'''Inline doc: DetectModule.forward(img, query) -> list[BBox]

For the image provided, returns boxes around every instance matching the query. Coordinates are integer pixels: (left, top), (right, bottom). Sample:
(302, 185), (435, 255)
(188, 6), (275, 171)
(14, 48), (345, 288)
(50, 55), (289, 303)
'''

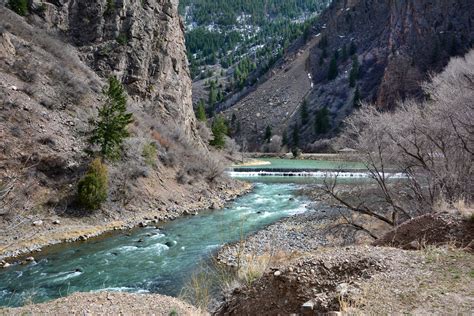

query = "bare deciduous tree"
(327, 51), (474, 238)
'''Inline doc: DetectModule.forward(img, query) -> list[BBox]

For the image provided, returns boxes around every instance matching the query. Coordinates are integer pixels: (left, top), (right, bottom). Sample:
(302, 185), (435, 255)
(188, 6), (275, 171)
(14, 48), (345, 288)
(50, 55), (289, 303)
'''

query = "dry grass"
(356, 246), (474, 314)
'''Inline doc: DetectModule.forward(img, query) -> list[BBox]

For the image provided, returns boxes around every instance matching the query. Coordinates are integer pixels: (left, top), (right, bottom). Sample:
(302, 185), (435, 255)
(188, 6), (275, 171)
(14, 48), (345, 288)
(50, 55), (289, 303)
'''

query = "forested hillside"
(179, 0), (330, 112)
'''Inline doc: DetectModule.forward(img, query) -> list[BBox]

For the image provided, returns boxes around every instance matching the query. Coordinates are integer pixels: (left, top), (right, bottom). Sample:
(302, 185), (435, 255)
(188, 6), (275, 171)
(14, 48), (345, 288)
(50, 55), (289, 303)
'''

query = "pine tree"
(349, 41), (357, 55)
(315, 107), (330, 134)
(353, 86), (361, 108)
(341, 44), (348, 61)
(301, 99), (309, 125)
(89, 77), (133, 160)
(265, 125), (272, 143)
(210, 115), (228, 149)
(292, 124), (300, 147)
(282, 130), (288, 146)
(349, 55), (359, 88)
(8, 0), (28, 16)
(327, 56), (338, 81)
(196, 100), (207, 122)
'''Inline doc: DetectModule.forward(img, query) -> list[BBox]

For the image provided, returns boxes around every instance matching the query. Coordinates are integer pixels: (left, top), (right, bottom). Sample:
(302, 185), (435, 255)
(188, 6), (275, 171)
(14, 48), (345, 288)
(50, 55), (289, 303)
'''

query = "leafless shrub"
(203, 154), (225, 183)
(159, 150), (177, 167)
(307, 139), (336, 153)
(224, 137), (241, 156)
(330, 50), (474, 238)
(266, 135), (283, 153)
(197, 121), (212, 143)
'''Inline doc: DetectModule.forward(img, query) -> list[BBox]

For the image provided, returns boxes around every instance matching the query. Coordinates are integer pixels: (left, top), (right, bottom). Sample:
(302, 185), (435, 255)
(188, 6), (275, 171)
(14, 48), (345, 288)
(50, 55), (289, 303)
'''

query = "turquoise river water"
(0, 159), (368, 307)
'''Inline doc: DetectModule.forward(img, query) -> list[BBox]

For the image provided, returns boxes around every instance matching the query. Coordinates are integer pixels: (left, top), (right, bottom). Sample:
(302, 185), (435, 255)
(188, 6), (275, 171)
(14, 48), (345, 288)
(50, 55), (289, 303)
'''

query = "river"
(0, 159), (366, 307)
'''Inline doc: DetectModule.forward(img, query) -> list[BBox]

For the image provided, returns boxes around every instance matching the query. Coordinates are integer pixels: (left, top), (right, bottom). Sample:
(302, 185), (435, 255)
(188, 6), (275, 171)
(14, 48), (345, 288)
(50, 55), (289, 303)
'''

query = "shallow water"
(0, 181), (311, 307)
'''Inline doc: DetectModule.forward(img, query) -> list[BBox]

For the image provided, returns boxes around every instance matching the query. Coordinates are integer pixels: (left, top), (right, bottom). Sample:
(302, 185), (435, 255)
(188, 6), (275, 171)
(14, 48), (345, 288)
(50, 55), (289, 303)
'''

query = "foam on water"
(228, 170), (407, 178)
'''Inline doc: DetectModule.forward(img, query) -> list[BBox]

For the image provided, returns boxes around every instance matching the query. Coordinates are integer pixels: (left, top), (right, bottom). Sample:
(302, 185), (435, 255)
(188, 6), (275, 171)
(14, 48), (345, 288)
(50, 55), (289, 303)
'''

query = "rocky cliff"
(0, 1), (240, 256)
(29, 0), (197, 139)
(223, 0), (474, 151)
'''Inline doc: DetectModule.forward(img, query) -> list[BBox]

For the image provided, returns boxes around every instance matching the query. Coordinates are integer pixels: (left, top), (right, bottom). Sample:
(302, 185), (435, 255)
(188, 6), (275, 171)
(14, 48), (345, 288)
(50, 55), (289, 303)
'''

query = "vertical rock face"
(35, 0), (197, 139)
(307, 0), (474, 112)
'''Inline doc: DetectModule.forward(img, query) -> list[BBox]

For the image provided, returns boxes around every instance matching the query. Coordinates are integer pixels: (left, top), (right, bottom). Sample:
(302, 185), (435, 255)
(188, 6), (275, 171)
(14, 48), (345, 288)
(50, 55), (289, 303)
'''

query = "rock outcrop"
(28, 0), (197, 140)
(223, 0), (474, 150)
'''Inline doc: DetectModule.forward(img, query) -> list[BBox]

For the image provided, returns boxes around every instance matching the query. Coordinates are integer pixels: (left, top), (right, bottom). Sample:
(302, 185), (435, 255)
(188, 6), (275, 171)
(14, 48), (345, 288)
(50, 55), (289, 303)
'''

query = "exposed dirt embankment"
(0, 292), (203, 315)
(217, 245), (474, 315)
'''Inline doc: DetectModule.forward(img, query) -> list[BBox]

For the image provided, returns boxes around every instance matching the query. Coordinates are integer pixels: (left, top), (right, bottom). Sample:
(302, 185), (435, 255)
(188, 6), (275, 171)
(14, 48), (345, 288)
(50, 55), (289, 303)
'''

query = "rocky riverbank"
(217, 202), (350, 266)
(0, 292), (203, 315)
(0, 179), (252, 264)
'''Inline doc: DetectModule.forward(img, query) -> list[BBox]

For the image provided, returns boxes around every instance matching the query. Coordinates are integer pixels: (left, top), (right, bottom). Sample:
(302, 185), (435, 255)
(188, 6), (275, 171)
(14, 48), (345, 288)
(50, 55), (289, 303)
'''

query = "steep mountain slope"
(223, 0), (474, 150)
(180, 0), (330, 108)
(0, 1), (243, 258)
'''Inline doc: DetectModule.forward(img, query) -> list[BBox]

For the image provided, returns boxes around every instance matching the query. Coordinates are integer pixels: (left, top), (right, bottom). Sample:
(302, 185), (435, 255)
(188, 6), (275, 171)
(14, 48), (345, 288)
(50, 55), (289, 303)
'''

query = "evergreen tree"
(292, 124), (300, 147)
(282, 130), (288, 146)
(208, 81), (218, 108)
(315, 107), (330, 134)
(349, 41), (357, 55)
(327, 56), (338, 80)
(300, 99), (309, 125)
(265, 125), (272, 143)
(8, 0), (28, 16)
(341, 44), (348, 61)
(210, 115), (228, 149)
(349, 55), (359, 88)
(89, 77), (133, 160)
(353, 86), (361, 108)
(196, 100), (207, 122)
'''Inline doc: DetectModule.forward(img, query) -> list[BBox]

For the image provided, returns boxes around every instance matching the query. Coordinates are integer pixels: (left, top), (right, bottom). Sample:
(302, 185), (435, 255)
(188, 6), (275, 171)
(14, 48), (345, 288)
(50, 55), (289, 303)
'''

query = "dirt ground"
(0, 292), (204, 315)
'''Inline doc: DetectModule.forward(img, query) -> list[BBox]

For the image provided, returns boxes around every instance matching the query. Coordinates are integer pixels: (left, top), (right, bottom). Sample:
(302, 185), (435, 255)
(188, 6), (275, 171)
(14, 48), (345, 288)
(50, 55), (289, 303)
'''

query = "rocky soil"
(217, 245), (474, 315)
(223, 36), (319, 150)
(0, 292), (203, 315)
(217, 203), (349, 266)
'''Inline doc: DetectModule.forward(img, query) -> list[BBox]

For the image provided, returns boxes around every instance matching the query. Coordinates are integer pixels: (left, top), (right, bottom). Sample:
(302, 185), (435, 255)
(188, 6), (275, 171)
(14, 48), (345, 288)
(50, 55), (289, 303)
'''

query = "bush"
(77, 159), (108, 210)
(8, 0), (28, 16)
(142, 143), (157, 167)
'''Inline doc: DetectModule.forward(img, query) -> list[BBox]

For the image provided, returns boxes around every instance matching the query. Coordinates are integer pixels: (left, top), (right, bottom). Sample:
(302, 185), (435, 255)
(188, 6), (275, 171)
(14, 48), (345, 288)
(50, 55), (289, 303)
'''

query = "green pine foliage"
(8, 0), (28, 16)
(210, 115), (228, 149)
(349, 41), (357, 55)
(77, 158), (108, 210)
(292, 124), (300, 147)
(89, 77), (133, 160)
(349, 55), (359, 88)
(182, 0), (330, 91)
(314, 107), (330, 134)
(300, 99), (309, 125)
(265, 125), (272, 143)
(282, 130), (288, 146)
(196, 100), (207, 122)
(353, 86), (361, 108)
(327, 55), (338, 80)
(142, 143), (158, 167)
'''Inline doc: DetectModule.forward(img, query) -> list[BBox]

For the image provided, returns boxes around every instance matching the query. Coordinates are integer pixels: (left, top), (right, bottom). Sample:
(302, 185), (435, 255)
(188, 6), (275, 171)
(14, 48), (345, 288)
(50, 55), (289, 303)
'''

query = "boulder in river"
(165, 241), (177, 247)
